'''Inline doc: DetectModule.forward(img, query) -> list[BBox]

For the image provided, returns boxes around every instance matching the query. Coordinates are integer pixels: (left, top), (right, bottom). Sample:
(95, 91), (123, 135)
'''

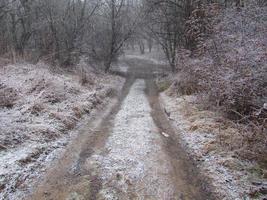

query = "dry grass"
(170, 1), (267, 167)
(62, 117), (77, 131)
(175, 1), (267, 123)
(0, 57), (11, 67)
(0, 83), (18, 108)
(79, 72), (94, 86)
(72, 106), (84, 119)
(157, 80), (172, 93)
(175, 94), (267, 170)
(29, 103), (45, 115)
(77, 60), (95, 86)
(18, 148), (44, 166)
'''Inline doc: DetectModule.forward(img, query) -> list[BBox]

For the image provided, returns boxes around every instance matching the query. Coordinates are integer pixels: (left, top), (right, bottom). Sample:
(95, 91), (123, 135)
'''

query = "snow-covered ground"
(123, 49), (168, 65)
(89, 79), (177, 199)
(160, 93), (267, 200)
(0, 61), (124, 199)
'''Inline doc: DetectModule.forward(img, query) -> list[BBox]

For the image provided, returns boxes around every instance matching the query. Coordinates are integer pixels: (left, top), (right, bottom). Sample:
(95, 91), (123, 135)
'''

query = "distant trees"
(0, 0), (99, 65)
(142, 0), (192, 71)
(173, 0), (267, 126)
(101, 0), (137, 72)
(1, 0), (265, 73)
(0, 0), (143, 71)
(142, 0), (258, 71)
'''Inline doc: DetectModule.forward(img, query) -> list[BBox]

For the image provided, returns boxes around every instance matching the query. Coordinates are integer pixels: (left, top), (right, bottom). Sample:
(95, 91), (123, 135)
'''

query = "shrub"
(176, 1), (267, 124)
(173, 1), (267, 163)
(0, 83), (18, 108)
(29, 103), (45, 115)
(77, 59), (95, 86)
(157, 80), (172, 93)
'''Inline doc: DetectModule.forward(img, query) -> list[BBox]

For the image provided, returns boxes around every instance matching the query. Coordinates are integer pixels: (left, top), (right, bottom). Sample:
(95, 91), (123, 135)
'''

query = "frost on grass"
(0, 62), (123, 199)
(160, 93), (267, 200)
(161, 2), (267, 199)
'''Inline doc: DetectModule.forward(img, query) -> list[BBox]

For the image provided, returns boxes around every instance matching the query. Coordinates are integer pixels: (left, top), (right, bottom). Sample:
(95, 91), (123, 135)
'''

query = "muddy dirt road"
(29, 57), (213, 200)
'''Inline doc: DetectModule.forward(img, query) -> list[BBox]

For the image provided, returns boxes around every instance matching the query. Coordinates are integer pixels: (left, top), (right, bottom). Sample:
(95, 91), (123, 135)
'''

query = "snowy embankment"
(160, 93), (267, 200)
(0, 62), (124, 199)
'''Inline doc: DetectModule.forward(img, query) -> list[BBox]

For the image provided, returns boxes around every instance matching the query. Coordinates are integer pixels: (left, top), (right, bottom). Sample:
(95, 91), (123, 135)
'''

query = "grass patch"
(157, 80), (172, 92)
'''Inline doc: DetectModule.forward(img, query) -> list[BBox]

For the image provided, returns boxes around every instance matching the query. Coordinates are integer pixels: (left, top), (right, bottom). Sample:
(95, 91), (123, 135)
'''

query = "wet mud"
(29, 58), (214, 200)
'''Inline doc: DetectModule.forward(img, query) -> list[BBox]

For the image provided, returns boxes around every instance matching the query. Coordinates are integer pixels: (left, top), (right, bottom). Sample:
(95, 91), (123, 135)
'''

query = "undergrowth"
(172, 1), (267, 164)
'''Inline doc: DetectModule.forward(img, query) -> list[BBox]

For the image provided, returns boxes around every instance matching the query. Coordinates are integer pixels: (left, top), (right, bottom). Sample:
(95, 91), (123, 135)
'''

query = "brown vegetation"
(0, 0), (143, 71)
(0, 83), (18, 108)
(169, 1), (266, 164)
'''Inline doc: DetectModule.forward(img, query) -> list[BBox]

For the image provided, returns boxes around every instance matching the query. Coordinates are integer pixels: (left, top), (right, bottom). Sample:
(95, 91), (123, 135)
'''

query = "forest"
(0, 0), (266, 199)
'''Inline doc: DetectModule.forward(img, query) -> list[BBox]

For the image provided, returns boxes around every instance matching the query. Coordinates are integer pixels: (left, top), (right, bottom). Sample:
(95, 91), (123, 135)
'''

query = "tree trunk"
(147, 38), (153, 52)
(139, 41), (145, 54)
(105, 58), (112, 73)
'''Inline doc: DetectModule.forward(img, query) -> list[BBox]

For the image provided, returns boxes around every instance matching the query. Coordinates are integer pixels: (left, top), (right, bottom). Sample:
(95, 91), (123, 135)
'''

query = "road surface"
(29, 57), (213, 200)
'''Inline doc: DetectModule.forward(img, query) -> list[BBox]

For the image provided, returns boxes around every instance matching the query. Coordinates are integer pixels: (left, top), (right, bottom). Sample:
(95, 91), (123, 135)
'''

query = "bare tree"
(143, 0), (191, 71)
(0, 0), (154, 70)
(103, 0), (140, 72)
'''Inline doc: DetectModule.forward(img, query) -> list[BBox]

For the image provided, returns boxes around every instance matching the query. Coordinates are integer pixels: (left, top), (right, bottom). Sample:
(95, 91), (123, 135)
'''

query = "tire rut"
(29, 77), (135, 200)
(29, 57), (214, 200)
(145, 78), (214, 200)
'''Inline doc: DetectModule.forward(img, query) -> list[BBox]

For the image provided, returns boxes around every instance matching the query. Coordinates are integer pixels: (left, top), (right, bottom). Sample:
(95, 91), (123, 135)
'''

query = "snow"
(123, 49), (168, 65)
(160, 93), (257, 200)
(125, 54), (167, 65)
(111, 61), (129, 73)
(88, 79), (176, 199)
(0, 62), (124, 199)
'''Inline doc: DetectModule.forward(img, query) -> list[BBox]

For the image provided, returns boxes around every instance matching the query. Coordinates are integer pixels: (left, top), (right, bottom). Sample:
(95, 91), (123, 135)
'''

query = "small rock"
(66, 192), (85, 200)
(161, 132), (169, 138)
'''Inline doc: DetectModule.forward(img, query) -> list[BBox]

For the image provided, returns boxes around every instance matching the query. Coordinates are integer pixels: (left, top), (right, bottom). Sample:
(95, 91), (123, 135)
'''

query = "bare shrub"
(28, 78), (48, 94)
(175, 49), (211, 96)
(174, 72), (203, 96)
(0, 83), (18, 108)
(177, 1), (267, 123)
(49, 112), (63, 121)
(72, 106), (83, 119)
(18, 148), (44, 165)
(43, 91), (66, 104)
(77, 61), (95, 86)
(29, 103), (45, 115)
(102, 88), (117, 98)
(174, 1), (267, 163)
(203, 2), (267, 123)
(79, 72), (95, 86)
(0, 57), (11, 67)
(206, 66), (267, 121)
(62, 117), (77, 131)
(50, 112), (77, 132)
(184, 3), (219, 53)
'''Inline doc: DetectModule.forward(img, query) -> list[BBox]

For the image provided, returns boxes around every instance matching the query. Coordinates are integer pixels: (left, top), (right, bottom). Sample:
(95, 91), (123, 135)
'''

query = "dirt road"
(29, 57), (213, 200)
